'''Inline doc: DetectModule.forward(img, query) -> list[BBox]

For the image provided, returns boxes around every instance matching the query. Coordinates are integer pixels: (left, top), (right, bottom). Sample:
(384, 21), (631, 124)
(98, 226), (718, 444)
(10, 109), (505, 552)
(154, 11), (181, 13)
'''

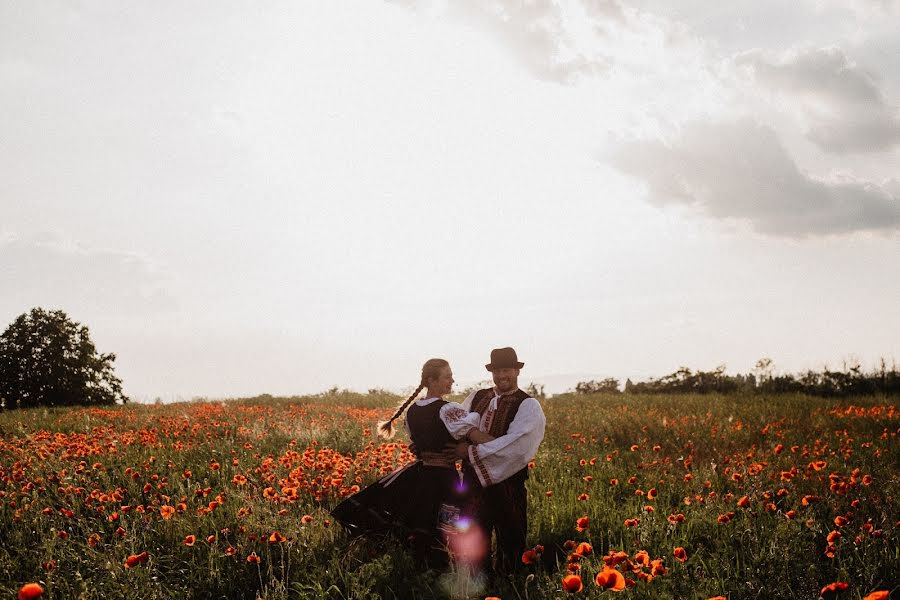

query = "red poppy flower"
(574, 542), (593, 556)
(820, 582), (849, 598)
(246, 552), (261, 564)
(183, 535), (196, 546)
(301, 515), (314, 524)
(673, 547), (687, 562)
(124, 551), (149, 568)
(18, 583), (44, 600)
(862, 592), (888, 600)
(575, 516), (589, 532)
(268, 531), (286, 543)
(522, 549), (539, 565)
(562, 574), (583, 593)
(159, 505), (175, 520)
(594, 568), (625, 591)
(736, 496), (750, 508)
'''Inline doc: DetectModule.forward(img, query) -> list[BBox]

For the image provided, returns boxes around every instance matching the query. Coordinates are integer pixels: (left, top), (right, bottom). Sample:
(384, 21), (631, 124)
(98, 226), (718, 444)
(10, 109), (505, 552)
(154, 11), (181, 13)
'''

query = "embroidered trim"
(483, 407), (496, 434)
(470, 444), (493, 487)
(442, 406), (468, 423)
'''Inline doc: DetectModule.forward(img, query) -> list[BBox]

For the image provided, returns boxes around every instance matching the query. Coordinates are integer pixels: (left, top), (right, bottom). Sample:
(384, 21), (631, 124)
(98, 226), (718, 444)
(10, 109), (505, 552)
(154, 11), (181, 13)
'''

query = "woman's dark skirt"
(331, 461), (463, 567)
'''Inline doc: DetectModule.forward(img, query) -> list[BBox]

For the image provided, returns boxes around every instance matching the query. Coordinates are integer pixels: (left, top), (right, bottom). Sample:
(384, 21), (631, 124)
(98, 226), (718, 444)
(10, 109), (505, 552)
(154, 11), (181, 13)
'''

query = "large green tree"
(0, 308), (128, 409)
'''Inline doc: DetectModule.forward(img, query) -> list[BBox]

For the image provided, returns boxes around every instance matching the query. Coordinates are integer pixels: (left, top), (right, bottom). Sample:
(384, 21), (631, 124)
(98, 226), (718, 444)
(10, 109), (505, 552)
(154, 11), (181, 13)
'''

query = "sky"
(1, 0), (898, 400)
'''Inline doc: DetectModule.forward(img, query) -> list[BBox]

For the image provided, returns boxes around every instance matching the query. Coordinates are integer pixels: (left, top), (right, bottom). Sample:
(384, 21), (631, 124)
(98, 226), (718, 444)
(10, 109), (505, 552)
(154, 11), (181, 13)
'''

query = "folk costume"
(461, 348), (546, 572)
(331, 397), (480, 566)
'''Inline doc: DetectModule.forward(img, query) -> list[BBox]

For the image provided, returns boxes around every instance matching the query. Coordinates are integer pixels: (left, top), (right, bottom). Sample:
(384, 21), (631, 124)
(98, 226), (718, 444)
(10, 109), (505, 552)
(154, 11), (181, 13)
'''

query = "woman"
(331, 358), (494, 567)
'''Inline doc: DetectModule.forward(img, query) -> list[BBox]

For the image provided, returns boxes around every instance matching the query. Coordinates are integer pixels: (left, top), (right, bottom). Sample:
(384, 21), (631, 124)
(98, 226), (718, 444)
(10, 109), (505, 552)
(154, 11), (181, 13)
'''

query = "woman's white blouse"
(403, 397), (481, 440)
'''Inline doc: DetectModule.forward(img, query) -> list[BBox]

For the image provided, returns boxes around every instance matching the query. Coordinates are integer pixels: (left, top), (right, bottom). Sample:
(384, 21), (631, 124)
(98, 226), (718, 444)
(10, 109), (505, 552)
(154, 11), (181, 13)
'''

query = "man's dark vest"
(469, 388), (531, 483)
(406, 400), (454, 455)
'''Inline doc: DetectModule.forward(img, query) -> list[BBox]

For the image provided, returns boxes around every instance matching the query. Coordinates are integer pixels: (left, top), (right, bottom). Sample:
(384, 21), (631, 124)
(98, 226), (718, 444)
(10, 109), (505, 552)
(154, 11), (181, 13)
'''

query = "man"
(454, 347), (546, 572)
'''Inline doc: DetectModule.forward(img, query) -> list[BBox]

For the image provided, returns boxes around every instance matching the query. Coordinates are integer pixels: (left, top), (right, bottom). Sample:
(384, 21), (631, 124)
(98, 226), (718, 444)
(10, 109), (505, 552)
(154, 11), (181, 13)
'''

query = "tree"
(573, 378), (620, 394)
(524, 382), (546, 400)
(0, 308), (128, 409)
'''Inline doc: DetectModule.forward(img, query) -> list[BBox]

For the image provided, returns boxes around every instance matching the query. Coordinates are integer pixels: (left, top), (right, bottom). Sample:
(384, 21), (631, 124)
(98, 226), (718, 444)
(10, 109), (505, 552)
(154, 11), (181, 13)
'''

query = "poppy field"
(1, 391), (897, 599)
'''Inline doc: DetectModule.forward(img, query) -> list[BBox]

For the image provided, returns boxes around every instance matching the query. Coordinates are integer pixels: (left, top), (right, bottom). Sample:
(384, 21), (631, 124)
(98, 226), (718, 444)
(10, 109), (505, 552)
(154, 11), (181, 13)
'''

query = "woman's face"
(428, 365), (454, 397)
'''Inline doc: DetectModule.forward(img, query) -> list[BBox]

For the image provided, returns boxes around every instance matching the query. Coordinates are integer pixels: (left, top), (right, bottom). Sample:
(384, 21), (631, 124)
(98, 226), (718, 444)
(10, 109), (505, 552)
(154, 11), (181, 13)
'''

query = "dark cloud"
(0, 233), (177, 319)
(610, 118), (900, 237)
(735, 46), (900, 153)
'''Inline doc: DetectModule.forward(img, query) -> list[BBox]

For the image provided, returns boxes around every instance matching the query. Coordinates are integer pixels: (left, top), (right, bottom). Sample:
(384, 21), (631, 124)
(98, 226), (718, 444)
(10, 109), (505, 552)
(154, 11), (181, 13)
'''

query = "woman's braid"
(377, 358), (449, 439)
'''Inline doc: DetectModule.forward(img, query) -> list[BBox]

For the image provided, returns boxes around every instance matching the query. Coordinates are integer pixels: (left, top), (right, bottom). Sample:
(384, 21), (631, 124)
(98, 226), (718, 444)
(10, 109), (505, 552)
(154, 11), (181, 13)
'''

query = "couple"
(331, 347), (546, 575)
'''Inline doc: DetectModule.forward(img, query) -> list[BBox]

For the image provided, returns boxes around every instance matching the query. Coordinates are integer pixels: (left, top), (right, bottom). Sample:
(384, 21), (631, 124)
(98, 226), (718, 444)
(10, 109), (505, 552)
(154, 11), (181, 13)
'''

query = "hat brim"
(485, 362), (524, 371)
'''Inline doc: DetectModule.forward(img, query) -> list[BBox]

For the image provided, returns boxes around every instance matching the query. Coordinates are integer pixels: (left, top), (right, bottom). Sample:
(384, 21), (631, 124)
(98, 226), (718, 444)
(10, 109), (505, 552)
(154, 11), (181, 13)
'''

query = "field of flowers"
(0, 391), (896, 599)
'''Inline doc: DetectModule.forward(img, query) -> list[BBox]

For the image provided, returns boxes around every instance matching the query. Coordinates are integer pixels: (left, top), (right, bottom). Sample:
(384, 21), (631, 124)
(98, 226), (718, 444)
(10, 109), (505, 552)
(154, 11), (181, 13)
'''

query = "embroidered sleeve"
(467, 397), (545, 487)
(440, 402), (481, 440)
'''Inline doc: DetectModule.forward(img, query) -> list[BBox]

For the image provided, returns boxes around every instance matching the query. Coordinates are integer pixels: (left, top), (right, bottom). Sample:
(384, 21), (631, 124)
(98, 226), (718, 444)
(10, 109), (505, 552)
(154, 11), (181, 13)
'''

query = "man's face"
(492, 367), (519, 394)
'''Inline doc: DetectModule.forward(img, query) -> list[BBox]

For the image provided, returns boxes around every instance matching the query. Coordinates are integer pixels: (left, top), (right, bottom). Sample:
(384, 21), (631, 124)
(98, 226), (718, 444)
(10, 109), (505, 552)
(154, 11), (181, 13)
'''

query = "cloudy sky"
(1, 0), (898, 400)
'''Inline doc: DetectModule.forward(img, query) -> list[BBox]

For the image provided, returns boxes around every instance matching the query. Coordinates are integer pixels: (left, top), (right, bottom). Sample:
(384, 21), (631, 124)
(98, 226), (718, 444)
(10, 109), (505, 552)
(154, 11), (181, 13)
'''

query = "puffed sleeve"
(460, 389), (477, 411)
(440, 402), (482, 440)
(467, 397), (545, 487)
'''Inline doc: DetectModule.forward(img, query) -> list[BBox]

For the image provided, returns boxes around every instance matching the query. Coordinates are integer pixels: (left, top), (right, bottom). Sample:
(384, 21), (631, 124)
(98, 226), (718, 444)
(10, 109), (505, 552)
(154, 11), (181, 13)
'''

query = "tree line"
(571, 358), (900, 398)
(1, 307), (897, 409)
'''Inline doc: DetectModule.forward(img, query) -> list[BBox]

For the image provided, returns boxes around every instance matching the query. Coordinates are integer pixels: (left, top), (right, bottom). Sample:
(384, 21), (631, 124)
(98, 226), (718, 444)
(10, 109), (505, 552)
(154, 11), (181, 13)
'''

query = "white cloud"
(0, 232), (176, 319)
(735, 46), (900, 153)
(610, 118), (900, 236)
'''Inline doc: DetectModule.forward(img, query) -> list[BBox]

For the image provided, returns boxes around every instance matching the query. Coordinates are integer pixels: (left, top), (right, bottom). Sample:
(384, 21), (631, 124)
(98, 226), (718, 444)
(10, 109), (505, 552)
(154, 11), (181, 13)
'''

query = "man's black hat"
(485, 347), (524, 371)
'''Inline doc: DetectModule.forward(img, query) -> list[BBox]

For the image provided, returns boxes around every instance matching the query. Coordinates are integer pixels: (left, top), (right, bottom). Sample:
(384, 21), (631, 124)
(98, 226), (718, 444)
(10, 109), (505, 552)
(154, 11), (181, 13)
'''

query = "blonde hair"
(377, 358), (449, 439)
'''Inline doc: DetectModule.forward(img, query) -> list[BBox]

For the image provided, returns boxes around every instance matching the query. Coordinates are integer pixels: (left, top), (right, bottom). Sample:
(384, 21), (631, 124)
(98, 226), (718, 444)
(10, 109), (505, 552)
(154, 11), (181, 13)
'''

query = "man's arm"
(467, 398), (546, 487)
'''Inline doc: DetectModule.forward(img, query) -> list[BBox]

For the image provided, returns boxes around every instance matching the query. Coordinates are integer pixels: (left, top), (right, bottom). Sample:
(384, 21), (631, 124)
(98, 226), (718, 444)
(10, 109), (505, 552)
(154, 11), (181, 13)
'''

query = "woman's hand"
(466, 428), (495, 445)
